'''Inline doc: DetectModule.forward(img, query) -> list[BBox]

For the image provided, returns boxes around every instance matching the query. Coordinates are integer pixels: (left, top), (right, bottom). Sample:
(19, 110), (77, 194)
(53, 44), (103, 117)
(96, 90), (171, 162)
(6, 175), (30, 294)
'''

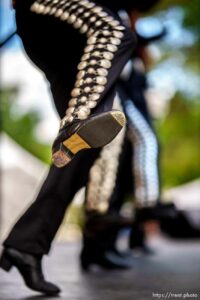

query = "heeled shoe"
(52, 110), (126, 167)
(0, 248), (60, 295)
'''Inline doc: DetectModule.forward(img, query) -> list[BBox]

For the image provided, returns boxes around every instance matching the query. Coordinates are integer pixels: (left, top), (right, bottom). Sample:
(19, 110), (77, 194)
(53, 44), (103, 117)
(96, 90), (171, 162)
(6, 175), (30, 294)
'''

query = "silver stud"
(55, 8), (63, 17)
(96, 76), (107, 85)
(113, 31), (124, 38)
(71, 88), (81, 97)
(92, 6), (102, 13)
(50, 7), (57, 15)
(74, 19), (83, 29)
(84, 86), (91, 93)
(110, 20), (120, 27)
(77, 7), (84, 14)
(84, 45), (94, 52)
(98, 11), (107, 17)
(85, 77), (93, 84)
(85, 2), (95, 9)
(103, 52), (114, 60)
(67, 116), (74, 123)
(83, 11), (91, 18)
(93, 51), (101, 57)
(66, 107), (75, 114)
(95, 20), (103, 27)
(97, 44), (104, 49)
(100, 59), (111, 69)
(80, 24), (88, 34)
(90, 93), (100, 101)
(97, 68), (108, 76)
(86, 101), (97, 109)
(60, 116), (69, 128)
(110, 37), (121, 45)
(81, 53), (90, 61)
(107, 44), (117, 52)
(99, 38), (107, 43)
(78, 61), (87, 70)
(68, 14), (76, 24)
(102, 30), (110, 36)
(30, 3), (39, 12)
(75, 79), (84, 87)
(37, 4), (45, 14)
(90, 59), (97, 65)
(88, 68), (95, 74)
(104, 16), (113, 23)
(43, 6), (51, 14)
(80, 96), (87, 103)
(87, 28), (95, 36)
(77, 107), (90, 120)
(77, 70), (85, 79)
(60, 11), (69, 20)
(93, 85), (105, 93)
(68, 98), (77, 107)
(90, 16), (97, 23)
(115, 26), (125, 31)
(87, 36), (97, 45)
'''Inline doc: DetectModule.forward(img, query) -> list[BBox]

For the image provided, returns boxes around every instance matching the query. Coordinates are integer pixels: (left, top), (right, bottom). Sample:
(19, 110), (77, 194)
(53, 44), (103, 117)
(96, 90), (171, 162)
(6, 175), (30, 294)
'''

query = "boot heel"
(0, 254), (13, 272)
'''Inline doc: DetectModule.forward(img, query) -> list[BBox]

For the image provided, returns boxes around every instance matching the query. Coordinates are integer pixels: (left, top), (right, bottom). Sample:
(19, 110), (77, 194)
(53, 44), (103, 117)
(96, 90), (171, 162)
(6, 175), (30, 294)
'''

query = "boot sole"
(52, 110), (125, 167)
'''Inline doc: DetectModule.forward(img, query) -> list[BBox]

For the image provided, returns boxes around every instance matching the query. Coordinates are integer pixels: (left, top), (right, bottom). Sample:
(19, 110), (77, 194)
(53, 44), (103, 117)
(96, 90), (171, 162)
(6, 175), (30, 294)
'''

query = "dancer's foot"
(80, 213), (133, 270)
(52, 110), (126, 167)
(0, 248), (60, 295)
(80, 236), (132, 271)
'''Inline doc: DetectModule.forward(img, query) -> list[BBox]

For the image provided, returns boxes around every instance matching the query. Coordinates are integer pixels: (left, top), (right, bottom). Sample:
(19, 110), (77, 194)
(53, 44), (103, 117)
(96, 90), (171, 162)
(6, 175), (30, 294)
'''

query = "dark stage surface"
(0, 236), (200, 300)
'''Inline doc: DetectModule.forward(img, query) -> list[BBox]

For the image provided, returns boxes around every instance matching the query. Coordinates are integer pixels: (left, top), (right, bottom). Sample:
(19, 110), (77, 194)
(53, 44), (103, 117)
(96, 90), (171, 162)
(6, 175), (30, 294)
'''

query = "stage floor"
(0, 235), (200, 300)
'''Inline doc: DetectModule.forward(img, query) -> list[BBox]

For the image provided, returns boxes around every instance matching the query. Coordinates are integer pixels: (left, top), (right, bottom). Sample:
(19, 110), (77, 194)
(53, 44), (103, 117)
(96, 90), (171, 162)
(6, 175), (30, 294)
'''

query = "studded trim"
(85, 94), (126, 213)
(125, 99), (160, 208)
(31, 0), (125, 128)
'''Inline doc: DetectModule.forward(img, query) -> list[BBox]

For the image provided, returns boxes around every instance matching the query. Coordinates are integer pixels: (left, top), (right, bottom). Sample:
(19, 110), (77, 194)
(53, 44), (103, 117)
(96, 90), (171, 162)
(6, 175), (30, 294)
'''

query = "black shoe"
(80, 213), (133, 271)
(0, 248), (60, 295)
(52, 110), (125, 167)
(129, 223), (154, 254)
(80, 236), (132, 271)
(160, 209), (200, 238)
(135, 203), (178, 223)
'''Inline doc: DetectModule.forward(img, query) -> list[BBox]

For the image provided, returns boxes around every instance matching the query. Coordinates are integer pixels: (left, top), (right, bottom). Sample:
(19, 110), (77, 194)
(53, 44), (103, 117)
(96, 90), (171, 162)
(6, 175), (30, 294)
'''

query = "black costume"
(1, 0), (168, 294)
(3, 0), (136, 255)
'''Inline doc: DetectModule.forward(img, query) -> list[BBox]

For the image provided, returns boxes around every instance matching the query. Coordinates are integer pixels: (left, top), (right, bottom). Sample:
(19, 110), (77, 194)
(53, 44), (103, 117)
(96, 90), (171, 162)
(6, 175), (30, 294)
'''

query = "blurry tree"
(0, 88), (51, 164)
(156, 95), (200, 188)
(148, 0), (200, 188)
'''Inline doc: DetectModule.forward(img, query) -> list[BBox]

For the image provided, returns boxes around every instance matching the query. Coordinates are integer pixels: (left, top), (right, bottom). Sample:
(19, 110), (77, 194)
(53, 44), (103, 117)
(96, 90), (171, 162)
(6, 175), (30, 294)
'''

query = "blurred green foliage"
(156, 95), (200, 188)
(0, 88), (51, 164)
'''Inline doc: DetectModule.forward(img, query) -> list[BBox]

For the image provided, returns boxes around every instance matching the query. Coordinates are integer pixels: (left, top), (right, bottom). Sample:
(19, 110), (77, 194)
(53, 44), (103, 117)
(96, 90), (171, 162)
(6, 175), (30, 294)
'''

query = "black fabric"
(97, 0), (159, 13)
(4, 0), (135, 255)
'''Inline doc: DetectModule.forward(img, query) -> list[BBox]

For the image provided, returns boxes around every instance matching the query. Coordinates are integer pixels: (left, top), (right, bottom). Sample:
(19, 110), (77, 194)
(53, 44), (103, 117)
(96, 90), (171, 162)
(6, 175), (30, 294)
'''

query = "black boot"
(0, 248), (60, 295)
(80, 213), (133, 270)
(128, 203), (179, 253)
(52, 110), (125, 167)
(80, 233), (132, 271)
(129, 223), (154, 254)
(135, 203), (178, 223)
(160, 209), (200, 238)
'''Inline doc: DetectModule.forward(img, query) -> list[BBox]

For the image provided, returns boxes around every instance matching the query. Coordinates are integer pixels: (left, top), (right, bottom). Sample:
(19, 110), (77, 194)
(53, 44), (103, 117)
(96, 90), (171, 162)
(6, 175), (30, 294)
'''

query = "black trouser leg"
(4, 0), (135, 255)
(4, 149), (100, 255)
